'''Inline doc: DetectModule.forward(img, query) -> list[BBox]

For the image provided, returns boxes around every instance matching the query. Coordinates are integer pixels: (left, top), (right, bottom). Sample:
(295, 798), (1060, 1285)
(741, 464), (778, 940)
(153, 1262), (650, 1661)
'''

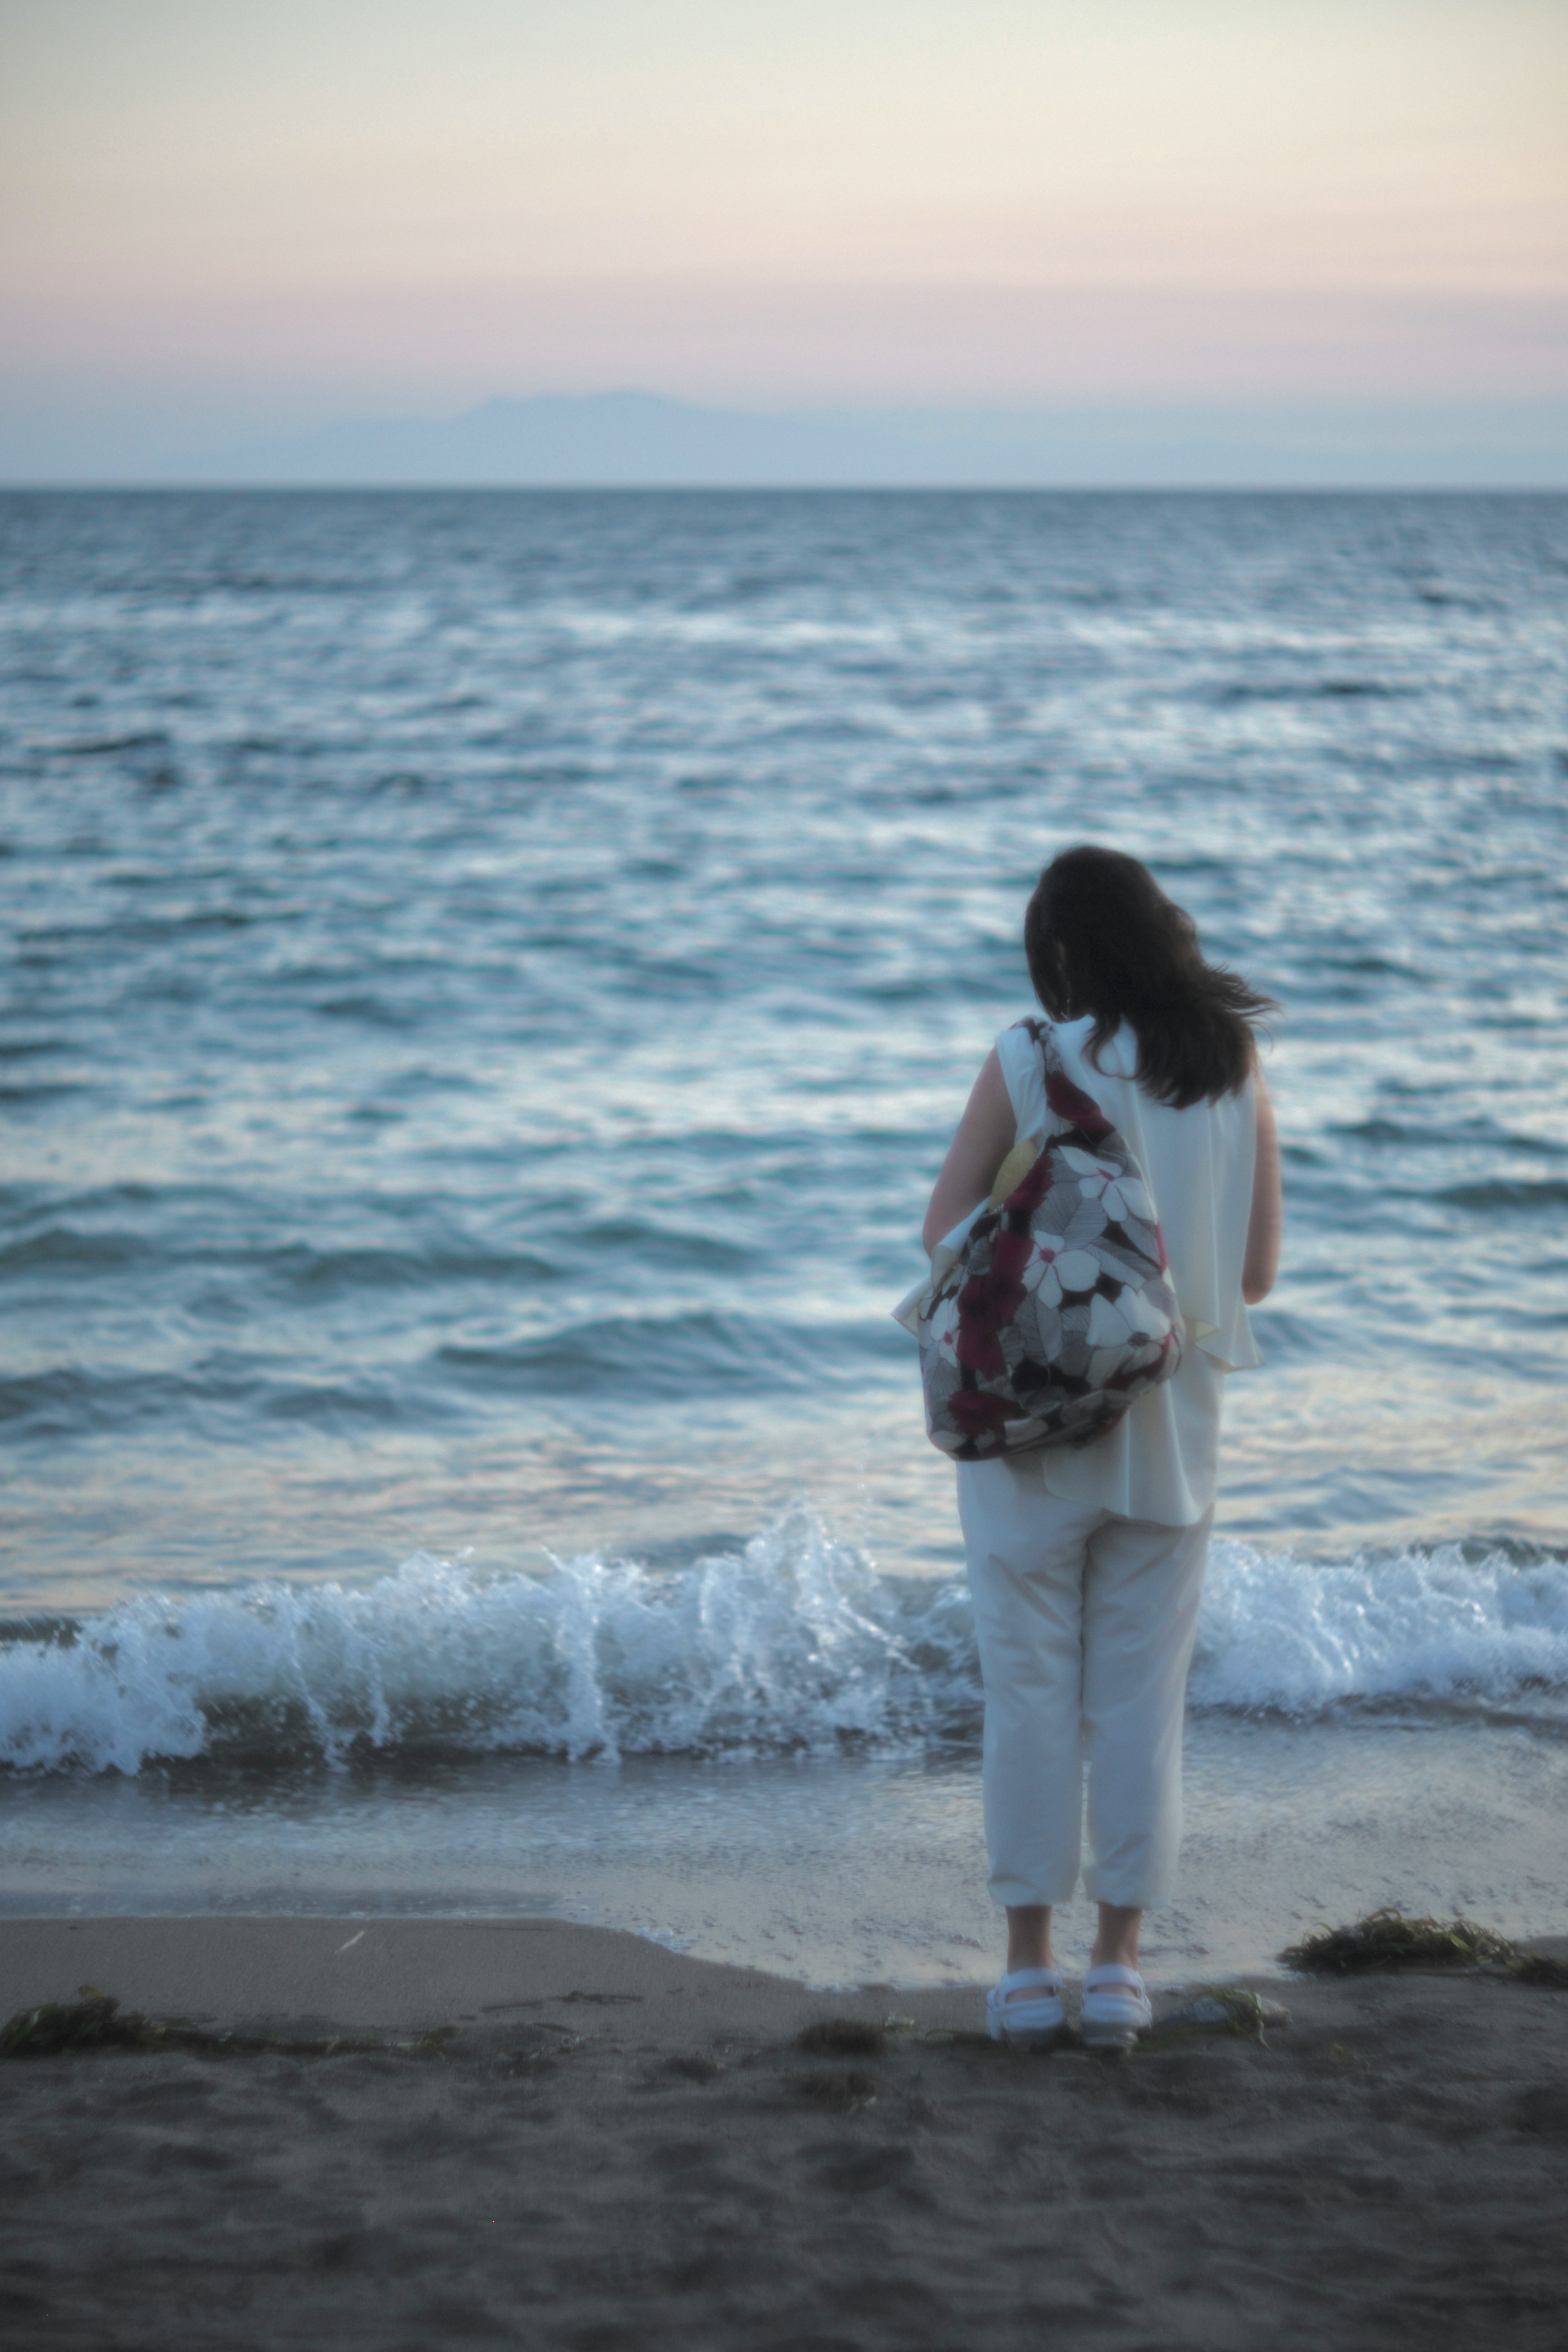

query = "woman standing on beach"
(923, 846), (1282, 2049)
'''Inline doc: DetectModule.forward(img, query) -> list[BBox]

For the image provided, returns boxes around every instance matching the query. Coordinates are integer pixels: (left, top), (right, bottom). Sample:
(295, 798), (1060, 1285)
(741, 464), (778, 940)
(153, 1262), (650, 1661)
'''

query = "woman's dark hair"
(1025, 846), (1276, 1108)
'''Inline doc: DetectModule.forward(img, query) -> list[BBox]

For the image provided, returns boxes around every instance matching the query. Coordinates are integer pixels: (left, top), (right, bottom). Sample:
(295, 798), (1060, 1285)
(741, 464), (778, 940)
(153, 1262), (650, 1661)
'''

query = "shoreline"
(0, 1914), (990, 2042)
(4, 1912), (1568, 2029)
(9, 1710), (1567, 1993)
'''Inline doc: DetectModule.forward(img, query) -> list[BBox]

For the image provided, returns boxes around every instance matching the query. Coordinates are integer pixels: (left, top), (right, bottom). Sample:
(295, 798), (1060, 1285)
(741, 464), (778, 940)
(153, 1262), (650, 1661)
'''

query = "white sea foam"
(0, 1507), (976, 1777)
(1193, 1537), (1568, 1715)
(2, 1511), (1566, 1776)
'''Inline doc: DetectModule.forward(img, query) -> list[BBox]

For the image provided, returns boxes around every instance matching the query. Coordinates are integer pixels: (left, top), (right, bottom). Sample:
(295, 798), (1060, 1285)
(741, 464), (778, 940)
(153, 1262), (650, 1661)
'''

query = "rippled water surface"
(2, 492), (1566, 1953)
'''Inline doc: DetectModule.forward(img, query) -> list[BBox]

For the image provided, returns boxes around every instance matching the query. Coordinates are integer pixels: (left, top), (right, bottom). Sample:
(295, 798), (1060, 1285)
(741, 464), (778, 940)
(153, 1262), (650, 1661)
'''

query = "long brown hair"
(1024, 846), (1275, 1107)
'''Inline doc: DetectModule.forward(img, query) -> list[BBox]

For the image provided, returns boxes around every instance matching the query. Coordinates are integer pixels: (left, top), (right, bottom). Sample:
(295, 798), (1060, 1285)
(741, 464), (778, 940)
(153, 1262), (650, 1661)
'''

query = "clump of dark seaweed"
(0, 1985), (385, 2058)
(797, 2017), (886, 2057)
(1281, 1908), (1568, 1982)
(0, 1989), (154, 2056)
(1512, 1951), (1568, 1989)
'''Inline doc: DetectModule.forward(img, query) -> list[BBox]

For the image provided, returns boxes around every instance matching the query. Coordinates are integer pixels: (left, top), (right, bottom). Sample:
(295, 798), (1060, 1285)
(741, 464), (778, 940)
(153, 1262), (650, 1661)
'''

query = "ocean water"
(2, 489), (1566, 1981)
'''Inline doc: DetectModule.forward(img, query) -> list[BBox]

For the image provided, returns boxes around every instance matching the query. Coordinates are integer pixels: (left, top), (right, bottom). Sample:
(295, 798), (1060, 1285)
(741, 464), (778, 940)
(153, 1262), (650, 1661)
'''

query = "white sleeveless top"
(993, 1016), (1261, 1526)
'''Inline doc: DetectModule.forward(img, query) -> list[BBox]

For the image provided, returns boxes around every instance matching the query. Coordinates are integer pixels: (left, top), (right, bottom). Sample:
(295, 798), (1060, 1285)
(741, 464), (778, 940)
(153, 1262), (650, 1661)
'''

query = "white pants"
(957, 1460), (1212, 1911)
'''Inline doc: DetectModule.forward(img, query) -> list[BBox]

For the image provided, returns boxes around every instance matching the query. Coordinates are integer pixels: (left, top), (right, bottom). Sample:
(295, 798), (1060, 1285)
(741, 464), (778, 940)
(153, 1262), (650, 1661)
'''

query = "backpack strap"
(1022, 1017), (1116, 1143)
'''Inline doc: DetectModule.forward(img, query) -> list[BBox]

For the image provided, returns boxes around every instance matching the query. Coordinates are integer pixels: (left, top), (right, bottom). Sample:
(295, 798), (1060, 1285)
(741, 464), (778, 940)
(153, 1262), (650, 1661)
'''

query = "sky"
(1, 0), (1565, 479)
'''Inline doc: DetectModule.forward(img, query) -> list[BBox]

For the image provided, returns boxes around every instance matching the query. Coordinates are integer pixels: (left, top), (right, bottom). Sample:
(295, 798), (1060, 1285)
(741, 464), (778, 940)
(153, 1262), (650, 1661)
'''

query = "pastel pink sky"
(2, 0), (1564, 432)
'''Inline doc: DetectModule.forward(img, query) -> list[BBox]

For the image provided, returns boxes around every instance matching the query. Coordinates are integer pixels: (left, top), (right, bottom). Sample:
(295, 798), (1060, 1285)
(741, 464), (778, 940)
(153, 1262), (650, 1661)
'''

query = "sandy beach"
(1, 1918), (1565, 2350)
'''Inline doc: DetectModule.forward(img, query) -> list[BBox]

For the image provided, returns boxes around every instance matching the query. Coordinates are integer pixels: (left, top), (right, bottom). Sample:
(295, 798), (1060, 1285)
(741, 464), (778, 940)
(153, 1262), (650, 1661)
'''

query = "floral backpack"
(897, 1020), (1182, 1459)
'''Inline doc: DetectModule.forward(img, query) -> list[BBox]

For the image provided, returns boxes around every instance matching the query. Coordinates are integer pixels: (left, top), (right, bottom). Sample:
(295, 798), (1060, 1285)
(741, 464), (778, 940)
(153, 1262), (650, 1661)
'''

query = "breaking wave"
(2, 1509), (1567, 1775)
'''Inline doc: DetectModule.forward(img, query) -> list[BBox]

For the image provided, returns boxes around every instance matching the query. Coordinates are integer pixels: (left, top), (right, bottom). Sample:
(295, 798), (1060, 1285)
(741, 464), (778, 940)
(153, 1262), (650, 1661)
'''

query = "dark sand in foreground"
(2, 1918), (1566, 2351)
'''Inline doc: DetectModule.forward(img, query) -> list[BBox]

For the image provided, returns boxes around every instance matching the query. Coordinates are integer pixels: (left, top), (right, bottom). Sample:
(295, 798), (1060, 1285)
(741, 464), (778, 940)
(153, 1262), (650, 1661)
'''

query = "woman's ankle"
(1090, 1904), (1143, 1974)
(1004, 1903), (1054, 1975)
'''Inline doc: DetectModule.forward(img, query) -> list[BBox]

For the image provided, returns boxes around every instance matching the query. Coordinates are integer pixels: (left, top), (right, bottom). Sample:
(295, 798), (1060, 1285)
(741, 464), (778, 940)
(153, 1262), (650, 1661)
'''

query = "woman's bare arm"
(922, 1049), (1017, 1254)
(1242, 1063), (1282, 1304)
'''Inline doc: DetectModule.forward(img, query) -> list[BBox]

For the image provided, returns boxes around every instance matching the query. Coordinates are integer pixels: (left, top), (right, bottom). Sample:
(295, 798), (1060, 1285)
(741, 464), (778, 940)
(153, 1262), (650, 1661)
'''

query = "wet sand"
(1, 1918), (1566, 2350)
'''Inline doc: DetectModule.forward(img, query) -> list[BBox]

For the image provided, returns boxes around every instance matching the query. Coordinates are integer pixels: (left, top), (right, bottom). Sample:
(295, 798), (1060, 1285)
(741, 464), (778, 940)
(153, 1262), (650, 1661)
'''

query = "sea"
(2, 488), (1566, 1986)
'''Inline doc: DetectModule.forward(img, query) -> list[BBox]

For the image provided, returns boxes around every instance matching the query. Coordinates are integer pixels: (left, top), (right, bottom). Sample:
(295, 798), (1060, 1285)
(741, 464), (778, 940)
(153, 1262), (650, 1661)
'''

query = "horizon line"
(5, 478), (1566, 495)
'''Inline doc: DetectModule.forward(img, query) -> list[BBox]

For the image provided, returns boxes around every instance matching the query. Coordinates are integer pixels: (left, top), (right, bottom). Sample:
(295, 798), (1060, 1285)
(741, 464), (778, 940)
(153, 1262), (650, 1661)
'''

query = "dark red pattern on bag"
(954, 1152), (1052, 1374)
(1042, 1062), (1112, 1140)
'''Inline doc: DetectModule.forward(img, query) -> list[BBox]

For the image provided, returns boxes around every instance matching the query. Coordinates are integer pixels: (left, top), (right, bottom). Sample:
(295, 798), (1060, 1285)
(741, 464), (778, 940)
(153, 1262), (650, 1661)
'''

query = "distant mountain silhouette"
(202, 390), (1568, 489)
(243, 390), (1073, 485)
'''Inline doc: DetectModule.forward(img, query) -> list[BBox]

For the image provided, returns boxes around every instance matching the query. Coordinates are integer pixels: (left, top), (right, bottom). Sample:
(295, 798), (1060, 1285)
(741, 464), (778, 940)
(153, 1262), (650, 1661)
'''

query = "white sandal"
(1080, 1963), (1154, 2049)
(986, 1967), (1065, 2047)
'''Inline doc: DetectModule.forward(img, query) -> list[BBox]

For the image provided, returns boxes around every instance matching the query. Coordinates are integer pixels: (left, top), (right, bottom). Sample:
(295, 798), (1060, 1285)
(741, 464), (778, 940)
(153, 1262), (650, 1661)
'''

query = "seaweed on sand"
(1281, 1908), (1568, 1983)
(0, 1989), (153, 2056)
(797, 2018), (887, 2057)
(0, 1986), (386, 2058)
(1510, 1952), (1568, 1989)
